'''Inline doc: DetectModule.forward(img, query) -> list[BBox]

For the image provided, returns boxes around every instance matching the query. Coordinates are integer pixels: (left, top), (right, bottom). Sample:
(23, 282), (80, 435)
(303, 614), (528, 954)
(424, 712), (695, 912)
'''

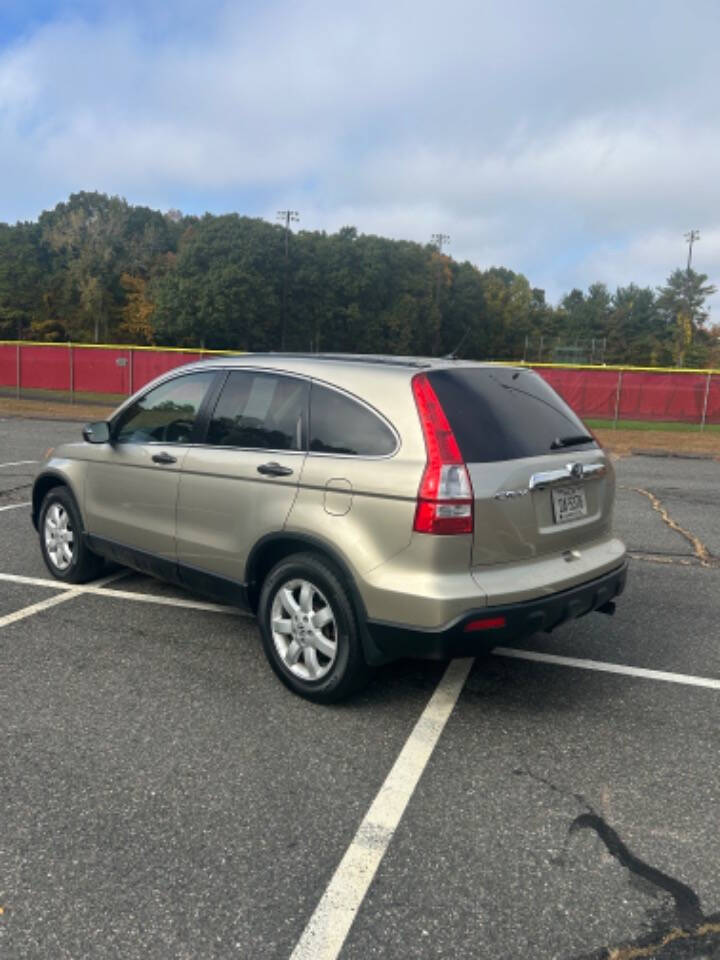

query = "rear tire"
(257, 552), (372, 703)
(39, 486), (105, 583)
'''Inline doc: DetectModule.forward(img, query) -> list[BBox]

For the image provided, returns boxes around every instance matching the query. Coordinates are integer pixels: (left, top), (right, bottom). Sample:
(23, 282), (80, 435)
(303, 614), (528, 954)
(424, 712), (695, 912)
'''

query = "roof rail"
(228, 352), (433, 369)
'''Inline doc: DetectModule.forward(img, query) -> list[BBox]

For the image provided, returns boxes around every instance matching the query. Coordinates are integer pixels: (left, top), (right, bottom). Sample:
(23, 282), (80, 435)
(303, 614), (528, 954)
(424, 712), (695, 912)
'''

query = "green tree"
(1, 189), (716, 369)
(557, 283), (612, 356)
(606, 285), (667, 366)
(476, 268), (532, 359)
(153, 214), (283, 349)
(0, 221), (48, 339)
(39, 192), (131, 341)
(656, 268), (717, 366)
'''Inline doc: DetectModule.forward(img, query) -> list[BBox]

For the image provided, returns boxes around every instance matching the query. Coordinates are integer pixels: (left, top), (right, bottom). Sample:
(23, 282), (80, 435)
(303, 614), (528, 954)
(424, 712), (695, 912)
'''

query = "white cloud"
(0, 0), (719, 311)
(576, 229), (720, 317)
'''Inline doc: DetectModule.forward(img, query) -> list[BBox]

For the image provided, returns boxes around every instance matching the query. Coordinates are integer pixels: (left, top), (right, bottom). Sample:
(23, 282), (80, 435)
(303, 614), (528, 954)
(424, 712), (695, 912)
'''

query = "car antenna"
(443, 327), (471, 359)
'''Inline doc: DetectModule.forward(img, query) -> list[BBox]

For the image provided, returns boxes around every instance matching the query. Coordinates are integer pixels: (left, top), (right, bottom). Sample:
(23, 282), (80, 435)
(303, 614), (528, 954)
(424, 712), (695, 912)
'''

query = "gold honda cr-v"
(33, 355), (627, 702)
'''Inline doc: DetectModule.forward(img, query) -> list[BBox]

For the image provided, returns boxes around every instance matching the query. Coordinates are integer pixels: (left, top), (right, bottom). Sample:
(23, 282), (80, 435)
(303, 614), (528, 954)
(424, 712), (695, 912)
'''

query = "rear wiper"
(550, 434), (594, 450)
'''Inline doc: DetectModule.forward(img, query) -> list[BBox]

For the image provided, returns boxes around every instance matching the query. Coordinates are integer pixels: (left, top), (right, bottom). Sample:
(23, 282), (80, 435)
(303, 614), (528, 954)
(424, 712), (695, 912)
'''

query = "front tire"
(39, 486), (105, 583)
(257, 553), (371, 703)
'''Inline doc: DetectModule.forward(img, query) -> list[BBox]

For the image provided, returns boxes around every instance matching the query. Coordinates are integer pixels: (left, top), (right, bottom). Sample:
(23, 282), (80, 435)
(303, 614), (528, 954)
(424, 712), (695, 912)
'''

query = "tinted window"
(114, 372), (214, 444)
(207, 371), (307, 450)
(310, 384), (396, 456)
(428, 367), (597, 463)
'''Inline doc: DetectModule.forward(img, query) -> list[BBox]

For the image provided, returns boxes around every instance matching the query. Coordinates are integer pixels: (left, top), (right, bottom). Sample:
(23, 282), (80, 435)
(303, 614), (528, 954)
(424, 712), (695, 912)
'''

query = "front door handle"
(152, 451), (177, 465)
(257, 461), (293, 477)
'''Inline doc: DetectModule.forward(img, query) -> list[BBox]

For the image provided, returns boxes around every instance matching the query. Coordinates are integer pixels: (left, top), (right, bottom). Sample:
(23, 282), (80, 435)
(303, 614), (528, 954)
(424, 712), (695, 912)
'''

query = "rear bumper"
(365, 561), (628, 662)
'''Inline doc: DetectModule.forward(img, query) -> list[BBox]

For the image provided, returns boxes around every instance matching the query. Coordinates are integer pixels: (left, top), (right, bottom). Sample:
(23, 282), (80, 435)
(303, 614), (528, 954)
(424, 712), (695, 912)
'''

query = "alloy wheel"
(270, 578), (338, 681)
(44, 502), (75, 571)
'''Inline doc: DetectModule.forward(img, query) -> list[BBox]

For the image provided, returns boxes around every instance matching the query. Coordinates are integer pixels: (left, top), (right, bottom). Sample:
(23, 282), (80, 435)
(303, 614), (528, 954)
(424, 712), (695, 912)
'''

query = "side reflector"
(463, 616), (507, 632)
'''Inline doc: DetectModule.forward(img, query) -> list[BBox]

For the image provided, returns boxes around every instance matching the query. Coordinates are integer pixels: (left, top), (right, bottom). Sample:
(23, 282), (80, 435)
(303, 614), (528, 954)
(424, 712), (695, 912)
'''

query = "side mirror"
(82, 421), (111, 444)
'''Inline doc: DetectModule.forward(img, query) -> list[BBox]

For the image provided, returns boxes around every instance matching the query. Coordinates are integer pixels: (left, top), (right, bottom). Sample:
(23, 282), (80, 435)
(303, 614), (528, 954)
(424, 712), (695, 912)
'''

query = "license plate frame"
(551, 484), (588, 524)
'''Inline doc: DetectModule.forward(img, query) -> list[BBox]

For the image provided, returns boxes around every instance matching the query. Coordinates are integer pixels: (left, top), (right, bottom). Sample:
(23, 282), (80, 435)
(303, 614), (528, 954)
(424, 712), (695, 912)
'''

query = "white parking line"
(0, 460), (38, 468)
(88, 584), (244, 614)
(289, 642), (720, 959)
(0, 589), (87, 627)
(0, 571), (246, 616)
(0, 569), (128, 630)
(289, 657), (474, 960)
(0, 501), (31, 512)
(494, 646), (720, 691)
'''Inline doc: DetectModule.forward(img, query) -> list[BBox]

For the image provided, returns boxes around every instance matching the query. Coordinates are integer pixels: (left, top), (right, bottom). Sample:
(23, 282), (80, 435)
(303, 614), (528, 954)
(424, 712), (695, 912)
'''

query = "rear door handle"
(152, 451), (177, 465)
(257, 461), (294, 477)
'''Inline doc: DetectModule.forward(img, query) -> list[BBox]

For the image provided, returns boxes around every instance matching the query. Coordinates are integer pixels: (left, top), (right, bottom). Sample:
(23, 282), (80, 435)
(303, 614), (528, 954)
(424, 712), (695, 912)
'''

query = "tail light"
(411, 373), (473, 535)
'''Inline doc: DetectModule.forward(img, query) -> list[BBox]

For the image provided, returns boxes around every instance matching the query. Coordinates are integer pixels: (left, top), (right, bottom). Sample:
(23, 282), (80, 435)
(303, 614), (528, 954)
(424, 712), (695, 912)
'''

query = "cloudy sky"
(1, 0), (719, 310)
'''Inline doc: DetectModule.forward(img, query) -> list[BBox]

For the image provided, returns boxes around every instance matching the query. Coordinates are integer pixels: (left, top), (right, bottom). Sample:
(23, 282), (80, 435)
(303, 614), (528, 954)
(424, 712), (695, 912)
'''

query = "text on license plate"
(552, 484), (588, 523)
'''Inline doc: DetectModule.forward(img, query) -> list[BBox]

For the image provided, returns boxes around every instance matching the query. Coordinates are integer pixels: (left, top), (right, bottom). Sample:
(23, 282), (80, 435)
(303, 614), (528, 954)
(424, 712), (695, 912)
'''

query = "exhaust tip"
(596, 600), (616, 616)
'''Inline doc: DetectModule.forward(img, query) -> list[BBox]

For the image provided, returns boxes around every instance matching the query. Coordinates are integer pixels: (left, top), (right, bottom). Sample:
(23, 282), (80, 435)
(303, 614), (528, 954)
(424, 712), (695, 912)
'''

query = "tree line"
(0, 191), (717, 367)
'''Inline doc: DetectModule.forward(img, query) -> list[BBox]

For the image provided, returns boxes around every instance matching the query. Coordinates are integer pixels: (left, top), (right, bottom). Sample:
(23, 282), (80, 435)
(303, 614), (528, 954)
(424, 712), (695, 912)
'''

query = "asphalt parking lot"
(1, 416), (719, 960)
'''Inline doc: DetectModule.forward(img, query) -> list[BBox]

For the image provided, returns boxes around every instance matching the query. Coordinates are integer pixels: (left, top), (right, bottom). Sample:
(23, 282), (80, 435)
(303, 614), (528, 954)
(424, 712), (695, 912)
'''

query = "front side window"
(114, 372), (214, 444)
(206, 371), (308, 450)
(309, 384), (397, 456)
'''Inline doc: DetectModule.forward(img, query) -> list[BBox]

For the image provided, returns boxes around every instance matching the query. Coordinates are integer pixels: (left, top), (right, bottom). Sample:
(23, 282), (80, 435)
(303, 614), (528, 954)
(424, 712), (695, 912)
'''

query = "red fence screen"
(130, 350), (204, 391)
(532, 367), (619, 419)
(1, 342), (719, 426)
(0, 344), (18, 388)
(19, 345), (71, 391)
(533, 366), (719, 425)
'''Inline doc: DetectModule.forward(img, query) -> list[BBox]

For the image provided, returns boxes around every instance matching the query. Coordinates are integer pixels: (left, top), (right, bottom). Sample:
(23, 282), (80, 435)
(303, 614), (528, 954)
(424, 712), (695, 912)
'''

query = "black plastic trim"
(366, 561), (629, 661)
(86, 534), (179, 582)
(85, 534), (250, 608)
(192, 369), (230, 444)
(177, 562), (250, 608)
(31, 470), (82, 531)
(246, 531), (363, 604)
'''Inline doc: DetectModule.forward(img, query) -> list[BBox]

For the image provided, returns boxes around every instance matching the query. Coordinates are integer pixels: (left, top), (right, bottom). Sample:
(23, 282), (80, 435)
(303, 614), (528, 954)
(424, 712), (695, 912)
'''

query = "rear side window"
(207, 371), (308, 450)
(427, 367), (597, 463)
(310, 384), (397, 456)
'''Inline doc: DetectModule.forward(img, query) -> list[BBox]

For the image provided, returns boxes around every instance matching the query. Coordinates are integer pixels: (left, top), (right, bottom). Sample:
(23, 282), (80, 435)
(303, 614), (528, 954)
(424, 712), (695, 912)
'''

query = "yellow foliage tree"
(118, 273), (155, 344)
(674, 308), (693, 367)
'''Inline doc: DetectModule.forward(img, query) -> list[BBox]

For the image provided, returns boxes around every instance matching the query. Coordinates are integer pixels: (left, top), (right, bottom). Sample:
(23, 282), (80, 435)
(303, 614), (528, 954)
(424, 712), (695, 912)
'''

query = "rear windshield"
(428, 367), (597, 463)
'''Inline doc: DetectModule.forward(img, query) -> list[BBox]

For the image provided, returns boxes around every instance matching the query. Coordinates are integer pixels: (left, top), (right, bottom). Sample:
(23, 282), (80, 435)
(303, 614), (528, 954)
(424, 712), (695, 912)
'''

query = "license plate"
(552, 484), (587, 523)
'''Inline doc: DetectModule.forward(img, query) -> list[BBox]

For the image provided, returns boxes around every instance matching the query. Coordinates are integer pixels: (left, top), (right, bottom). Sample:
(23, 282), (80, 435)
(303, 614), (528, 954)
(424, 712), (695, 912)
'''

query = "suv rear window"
(427, 367), (597, 463)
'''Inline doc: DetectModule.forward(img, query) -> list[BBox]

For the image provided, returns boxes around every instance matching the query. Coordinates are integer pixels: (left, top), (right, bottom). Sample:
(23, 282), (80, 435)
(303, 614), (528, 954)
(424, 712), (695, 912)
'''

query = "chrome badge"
(494, 488), (530, 501)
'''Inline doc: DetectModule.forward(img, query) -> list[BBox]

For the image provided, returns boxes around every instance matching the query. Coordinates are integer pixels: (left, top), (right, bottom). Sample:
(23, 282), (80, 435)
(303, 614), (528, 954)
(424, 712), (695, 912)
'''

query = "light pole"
(684, 229), (701, 338)
(430, 233), (450, 354)
(277, 210), (299, 349)
(431, 232), (450, 254)
(431, 233), (450, 307)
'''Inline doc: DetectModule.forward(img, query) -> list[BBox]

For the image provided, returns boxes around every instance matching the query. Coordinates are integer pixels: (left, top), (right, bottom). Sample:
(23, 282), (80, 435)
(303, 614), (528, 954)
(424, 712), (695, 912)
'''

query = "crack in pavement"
(0, 481), (32, 506)
(512, 766), (591, 812)
(623, 487), (715, 567)
(569, 813), (703, 930)
(573, 915), (720, 959)
(512, 769), (716, 957)
(627, 552), (699, 567)
(0, 481), (31, 496)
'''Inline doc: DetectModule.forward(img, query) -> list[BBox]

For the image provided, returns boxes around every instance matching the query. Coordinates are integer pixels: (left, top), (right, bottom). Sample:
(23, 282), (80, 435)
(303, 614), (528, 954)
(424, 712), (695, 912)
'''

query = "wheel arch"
(32, 471), (82, 531)
(246, 533), (387, 666)
(246, 533), (361, 612)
